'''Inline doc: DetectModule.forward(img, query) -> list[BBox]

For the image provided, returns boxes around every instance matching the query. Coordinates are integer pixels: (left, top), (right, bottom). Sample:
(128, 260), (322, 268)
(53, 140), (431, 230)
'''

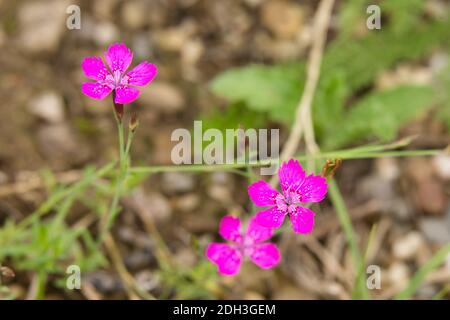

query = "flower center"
(234, 236), (256, 257)
(104, 70), (129, 89)
(275, 192), (300, 214)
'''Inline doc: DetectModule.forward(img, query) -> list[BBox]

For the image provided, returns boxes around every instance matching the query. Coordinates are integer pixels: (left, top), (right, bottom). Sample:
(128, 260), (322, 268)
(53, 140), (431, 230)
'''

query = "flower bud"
(113, 102), (124, 122)
(112, 91), (124, 122)
(321, 159), (342, 179)
(129, 113), (139, 133)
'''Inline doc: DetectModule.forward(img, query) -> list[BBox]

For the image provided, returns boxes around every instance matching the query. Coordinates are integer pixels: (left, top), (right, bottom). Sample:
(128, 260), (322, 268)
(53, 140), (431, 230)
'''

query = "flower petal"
(290, 206), (315, 234)
(278, 159), (306, 194)
(255, 207), (287, 229)
(81, 82), (113, 100)
(299, 174), (328, 202)
(249, 243), (281, 269)
(248, 180), (280, 206)
(219, 216), (242, 243)
(206, 243), (241, 276)
(81, 56), (110, 81)
(126, 61), (158, 86)
(114, 86), (140, 104)
(246, 216), (274, 243)
(105, 43), (133, 74)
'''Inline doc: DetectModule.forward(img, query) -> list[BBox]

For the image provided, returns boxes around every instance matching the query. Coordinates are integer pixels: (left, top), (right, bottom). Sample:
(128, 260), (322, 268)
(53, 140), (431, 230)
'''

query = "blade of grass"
(432, 284), (450, 300)
(395, 243), (450, 300)
(353, 223), (378, 298)
(328, 179), (370, 299)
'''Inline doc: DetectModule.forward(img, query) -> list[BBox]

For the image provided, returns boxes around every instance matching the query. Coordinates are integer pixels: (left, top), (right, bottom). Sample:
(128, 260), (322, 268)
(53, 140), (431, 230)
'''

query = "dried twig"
(81, 280), (103, 300)
(277, 0), (335, 164)
(104, 232), (156, 300)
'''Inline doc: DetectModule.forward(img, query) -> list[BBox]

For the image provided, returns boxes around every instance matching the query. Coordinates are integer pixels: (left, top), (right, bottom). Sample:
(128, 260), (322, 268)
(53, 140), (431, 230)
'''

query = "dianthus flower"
(81, 43), (157, 104)
(206, 215), (280, 276)
(248, 159), (327, 234)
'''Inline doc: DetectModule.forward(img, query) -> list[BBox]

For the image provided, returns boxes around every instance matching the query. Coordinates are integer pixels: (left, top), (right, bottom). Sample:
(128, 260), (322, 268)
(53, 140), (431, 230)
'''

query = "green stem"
(124, 129), (135, 169)
(129, 149), (443, 174)
(35, 271), (47, 300)
(118, 121), (125, 170)
(102, 118), (127, 238)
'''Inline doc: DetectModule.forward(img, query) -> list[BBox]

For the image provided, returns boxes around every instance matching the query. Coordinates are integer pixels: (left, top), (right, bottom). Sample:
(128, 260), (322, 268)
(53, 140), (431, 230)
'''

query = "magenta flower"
(206, 215), (281, 276)
(81, 43), (157, 104)
(248, 159), (327, 234)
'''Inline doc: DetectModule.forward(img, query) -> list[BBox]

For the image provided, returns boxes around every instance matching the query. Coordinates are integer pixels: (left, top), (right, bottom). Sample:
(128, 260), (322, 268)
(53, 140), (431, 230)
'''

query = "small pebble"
(393, 232), (424, 260)
(419, 218), (450, 244)
(161, 172), (195, 194)
(28, 91), (65, 123)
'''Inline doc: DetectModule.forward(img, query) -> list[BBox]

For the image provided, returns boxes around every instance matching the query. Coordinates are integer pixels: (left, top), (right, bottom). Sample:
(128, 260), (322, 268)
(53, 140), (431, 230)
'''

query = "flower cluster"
(80, 44), (328, 277)
(206, 159), (328, 276)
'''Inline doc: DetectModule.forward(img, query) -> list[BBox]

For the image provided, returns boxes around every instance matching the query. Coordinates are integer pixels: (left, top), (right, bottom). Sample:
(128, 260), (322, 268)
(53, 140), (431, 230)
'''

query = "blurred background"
(0, 0), (449, 299)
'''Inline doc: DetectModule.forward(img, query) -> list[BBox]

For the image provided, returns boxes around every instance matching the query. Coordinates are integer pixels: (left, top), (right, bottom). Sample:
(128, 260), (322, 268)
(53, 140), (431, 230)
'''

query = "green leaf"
(313, 71), (350, 139)
(395, 243), (450, 299)
(210, 63), (303, 113)
(199, 102), (269, 156)
(201, 102), (268, 132)
(383, 0), (424, 35)
(435, 57), (450, 130)
(337, 0), (371, 38)
(323, 86), (434, 149)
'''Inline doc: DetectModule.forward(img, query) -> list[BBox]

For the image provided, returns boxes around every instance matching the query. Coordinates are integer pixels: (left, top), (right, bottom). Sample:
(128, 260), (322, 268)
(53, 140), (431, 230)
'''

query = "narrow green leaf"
(395, 243), (450, 300)
(328, 180), (370, 299)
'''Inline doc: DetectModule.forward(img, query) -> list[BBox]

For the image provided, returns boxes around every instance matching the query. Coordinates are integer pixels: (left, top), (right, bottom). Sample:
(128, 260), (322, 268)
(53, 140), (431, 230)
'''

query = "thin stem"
(35, 271), (47, 300)
(124, 129), (135, 169)
(101, 116), (127, 239)
(118, 121), (126, 170)
(129, 149), (442, 174)
(104, 232), (156, 300)
(108, 125), (136, 233)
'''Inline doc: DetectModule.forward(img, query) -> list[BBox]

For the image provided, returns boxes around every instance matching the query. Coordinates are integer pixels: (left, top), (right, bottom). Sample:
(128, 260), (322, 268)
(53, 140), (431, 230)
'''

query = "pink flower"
(248, 159), (327, 234)
(81, 43), (157, 104)
(206, 215), (281, 276)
